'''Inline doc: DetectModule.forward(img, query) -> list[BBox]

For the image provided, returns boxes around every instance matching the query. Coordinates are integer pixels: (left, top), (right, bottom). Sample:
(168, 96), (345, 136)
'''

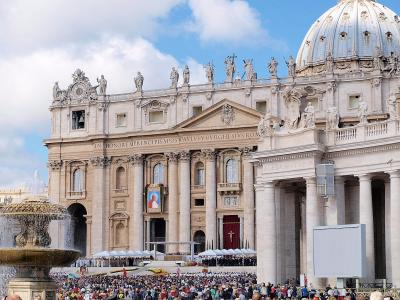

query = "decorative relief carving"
(371, 78), (382, 87)
(221, 104), (235, 125)
(90, 156), (112, 168)
(127, 154), (144, 165)
(48, 160), (63, 171)
(257, 114), (278, 137)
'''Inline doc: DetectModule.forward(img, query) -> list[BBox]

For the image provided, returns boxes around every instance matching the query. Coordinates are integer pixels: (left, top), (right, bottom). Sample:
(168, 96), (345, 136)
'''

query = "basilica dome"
(296, 0), (400, 73)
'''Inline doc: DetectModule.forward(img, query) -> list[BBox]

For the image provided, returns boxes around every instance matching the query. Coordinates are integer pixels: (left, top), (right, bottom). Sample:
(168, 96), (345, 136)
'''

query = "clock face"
(72, 84), (86, 99)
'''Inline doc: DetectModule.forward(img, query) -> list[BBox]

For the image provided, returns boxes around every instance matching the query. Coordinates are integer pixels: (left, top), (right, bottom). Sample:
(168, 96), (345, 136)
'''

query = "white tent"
(93, 251), (110, 258)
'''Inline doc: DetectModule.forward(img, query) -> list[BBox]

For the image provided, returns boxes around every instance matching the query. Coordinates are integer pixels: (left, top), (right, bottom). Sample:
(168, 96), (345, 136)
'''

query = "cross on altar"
(228, 230), (235, 242)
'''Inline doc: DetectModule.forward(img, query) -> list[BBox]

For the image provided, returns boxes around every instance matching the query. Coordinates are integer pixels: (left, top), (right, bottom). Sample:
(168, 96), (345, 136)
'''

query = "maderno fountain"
(0, 195), (80, 300)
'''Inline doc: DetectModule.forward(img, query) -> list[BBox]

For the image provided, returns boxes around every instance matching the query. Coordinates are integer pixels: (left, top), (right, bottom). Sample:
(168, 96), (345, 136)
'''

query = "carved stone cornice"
(179, 151), (191, 161)
(166, 152), (179, 162)
(127, 154), (144, 165)
(326, 142), (400, 159)
(90, 156), (112, 168)
(201, 149), (217, 161)
(256, 151), (321, 164)
(48, 160), (63, 171)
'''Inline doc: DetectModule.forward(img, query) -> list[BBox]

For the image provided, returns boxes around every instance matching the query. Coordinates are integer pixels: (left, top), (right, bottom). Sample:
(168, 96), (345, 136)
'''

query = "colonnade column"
(90, 156), (111, 254)
(326, 176), (345, 226)
(358, 174), (375, 281)
(242, 148), (255, 249)
(166, 152), (179, 254)
(389, 171), (400, 287)
(255, 181), (277, 284)
(47, 160), (63, 248)
(179, 151), (191, 254)
(129, 154), (144, 250)
(203, 149), (217, 249)
(305, 177), (323, 288)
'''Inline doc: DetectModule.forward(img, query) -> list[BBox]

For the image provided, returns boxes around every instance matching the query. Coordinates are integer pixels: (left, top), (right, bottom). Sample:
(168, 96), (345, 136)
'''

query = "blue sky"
(0, 0), (399, 186)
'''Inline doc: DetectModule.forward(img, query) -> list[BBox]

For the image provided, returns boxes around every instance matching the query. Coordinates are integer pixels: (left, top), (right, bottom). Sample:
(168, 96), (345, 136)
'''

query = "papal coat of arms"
(221, 104), (235, 125)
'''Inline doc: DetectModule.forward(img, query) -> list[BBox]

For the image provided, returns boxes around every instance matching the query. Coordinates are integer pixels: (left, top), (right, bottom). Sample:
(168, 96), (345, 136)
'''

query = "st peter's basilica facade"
(46, 0), (400, 288)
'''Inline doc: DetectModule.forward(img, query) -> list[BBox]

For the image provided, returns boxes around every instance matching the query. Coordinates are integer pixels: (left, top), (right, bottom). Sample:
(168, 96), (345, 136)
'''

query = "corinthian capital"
(201, 149), (216, 161)
(179, 151), (191, 161)
(90, 156), (111, 168)
(128, 154), (144, 165)
(239, 147), (254, 158)
(166, 152), (179, 162)
(47, 160), (63, 171)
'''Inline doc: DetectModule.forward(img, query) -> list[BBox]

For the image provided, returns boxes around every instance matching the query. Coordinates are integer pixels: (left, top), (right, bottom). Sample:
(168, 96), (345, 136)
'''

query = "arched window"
(72, 169), (83, 192)
(116, 167), (126, 190)
(153, 163), (164, 184)
(193, 230), (206, 254)
(226, 159), (238, 183)
(115, 223), (125, 246)
(195, 162), (205, 186)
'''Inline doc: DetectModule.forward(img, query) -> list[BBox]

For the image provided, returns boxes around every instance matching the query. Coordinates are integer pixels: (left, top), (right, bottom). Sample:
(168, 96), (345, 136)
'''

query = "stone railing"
(217, 182), (242, 193)
(327, 120), (399, 146)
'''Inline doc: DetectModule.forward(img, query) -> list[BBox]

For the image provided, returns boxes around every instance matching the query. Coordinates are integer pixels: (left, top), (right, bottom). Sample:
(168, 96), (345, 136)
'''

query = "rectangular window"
(149, 111), (164, 123)
(256, 101), (267, 113)
(192, 106), (203, 117)
(116, 113), (127, 127)
(349, 95), (361, 109)
(195, 199), (205, 207)
(71, 110), (85, 130)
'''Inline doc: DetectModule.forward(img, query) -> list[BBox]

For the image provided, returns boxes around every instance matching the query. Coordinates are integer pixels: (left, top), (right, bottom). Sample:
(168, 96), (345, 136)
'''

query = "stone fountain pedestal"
(0, 197), (80, 300)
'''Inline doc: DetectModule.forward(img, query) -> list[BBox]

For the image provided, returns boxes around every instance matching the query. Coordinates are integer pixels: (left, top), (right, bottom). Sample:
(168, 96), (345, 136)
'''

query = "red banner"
(223, 215), (240, 249)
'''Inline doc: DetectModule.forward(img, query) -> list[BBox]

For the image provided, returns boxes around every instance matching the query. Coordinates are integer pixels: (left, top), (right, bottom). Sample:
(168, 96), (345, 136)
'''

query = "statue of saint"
(268, 57), (278, 77)
(97, 75), (107, 95)
(204, 62), (214, 84)
(326, 52), (334, 73)
(243, 59), (255, 81)
(326, 107), (340, 130)
(53, 82), (61, 100)
(285, 56), (296, 77)
(303, 102), (315, 128)
(385, 52), (398, 76)
(183, 65), (190, 86)
(224, 55), (236, 83)
(358, 100), (369, 124)
(135, 72), (144, 93)
(387, 93), (398, 119)
(170, 67), (179, 89)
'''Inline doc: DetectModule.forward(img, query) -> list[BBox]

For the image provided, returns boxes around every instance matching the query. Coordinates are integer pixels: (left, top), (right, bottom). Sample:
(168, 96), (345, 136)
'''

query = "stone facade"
(46, 0), (400, 289)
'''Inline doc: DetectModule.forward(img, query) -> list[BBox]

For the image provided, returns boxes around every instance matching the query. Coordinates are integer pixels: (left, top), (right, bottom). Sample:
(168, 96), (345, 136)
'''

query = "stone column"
(218, 217), (224, 249)
(90, 156), (111, 253)
(146, 220), (151, 250)
(166, 152), (179, 254)
(86, 216), (92, 256)
(242, 149), (255, 249)
(255, 181), (277, 284)
(385, 179), (392, 283)
(203, 149), (217, 249)
(326, 177), (345, 226)
(305, 177), (323, 288)
(240, 216), (244, 248)
(129, 154), (144, 250)
(179, 151), (191, 254)
(389, 171), (400, 287)
(47, 160), (63, 248)
(358, 174), (375, 281)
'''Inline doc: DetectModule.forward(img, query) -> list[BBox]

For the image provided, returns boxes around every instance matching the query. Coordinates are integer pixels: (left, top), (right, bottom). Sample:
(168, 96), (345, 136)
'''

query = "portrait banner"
(146, 184), (163, 213)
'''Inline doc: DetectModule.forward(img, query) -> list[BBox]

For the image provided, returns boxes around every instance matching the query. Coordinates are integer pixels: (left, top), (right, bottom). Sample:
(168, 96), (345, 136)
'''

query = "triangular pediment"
(176, 100), (262, 130)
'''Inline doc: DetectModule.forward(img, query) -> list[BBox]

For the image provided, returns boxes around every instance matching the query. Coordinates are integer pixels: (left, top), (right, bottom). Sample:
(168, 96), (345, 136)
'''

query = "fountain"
(0, 193), (80, 300)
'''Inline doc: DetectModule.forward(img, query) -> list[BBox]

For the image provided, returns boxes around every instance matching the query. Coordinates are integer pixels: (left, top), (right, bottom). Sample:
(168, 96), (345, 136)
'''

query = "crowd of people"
(50, 272), (362, 300)
(201, 257), (256, 267)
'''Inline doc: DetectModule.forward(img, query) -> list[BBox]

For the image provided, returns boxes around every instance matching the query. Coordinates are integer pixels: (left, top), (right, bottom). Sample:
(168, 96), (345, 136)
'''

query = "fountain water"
(0, 190), (80, 300)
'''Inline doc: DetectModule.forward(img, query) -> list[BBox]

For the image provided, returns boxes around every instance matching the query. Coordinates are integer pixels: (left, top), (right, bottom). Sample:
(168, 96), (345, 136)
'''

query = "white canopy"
(198, 248), (257, 257)
(92, 250), (165, 258)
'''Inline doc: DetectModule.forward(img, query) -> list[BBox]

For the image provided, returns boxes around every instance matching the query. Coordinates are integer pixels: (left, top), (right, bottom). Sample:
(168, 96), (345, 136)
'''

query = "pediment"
(177, 100), (262, 130)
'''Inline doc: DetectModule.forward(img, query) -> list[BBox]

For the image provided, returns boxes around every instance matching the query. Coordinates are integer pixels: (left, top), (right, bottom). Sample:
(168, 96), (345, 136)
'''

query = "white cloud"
(186, 0), (267, 44)
(0, 37), (204, 133)
(0, 0), (184, 53)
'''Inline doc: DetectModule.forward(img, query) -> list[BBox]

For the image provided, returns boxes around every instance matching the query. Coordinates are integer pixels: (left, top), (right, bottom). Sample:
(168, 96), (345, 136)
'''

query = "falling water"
(0, 267), (15, 298)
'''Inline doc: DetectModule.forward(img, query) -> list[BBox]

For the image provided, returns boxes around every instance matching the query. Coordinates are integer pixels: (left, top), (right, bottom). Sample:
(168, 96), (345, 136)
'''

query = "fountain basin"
(0, 248), (80, 267)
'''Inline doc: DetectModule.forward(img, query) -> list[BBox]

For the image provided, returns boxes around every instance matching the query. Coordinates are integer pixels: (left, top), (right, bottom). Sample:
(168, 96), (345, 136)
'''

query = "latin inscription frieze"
(94, 131), (258, 150)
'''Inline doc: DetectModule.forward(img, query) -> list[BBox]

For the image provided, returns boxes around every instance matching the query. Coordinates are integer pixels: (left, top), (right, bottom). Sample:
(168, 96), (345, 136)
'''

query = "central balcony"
(217, 182), (242, 195)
